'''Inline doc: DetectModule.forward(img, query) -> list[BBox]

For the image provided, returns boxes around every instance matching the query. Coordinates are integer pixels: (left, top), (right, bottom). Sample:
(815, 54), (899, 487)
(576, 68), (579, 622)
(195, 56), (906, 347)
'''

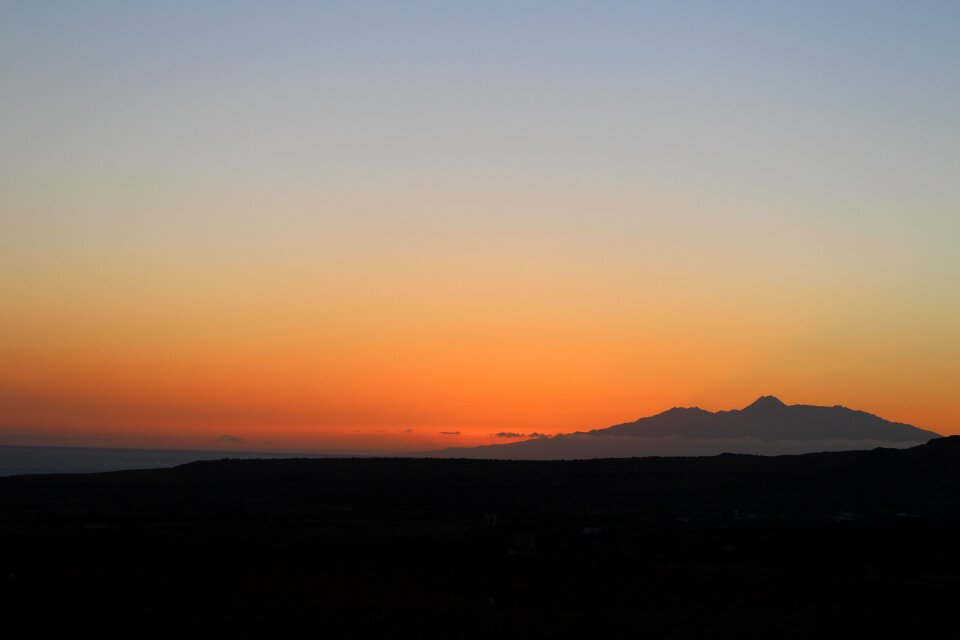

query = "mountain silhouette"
(598, 395), (936, 441)
(423, 396), (942, 460)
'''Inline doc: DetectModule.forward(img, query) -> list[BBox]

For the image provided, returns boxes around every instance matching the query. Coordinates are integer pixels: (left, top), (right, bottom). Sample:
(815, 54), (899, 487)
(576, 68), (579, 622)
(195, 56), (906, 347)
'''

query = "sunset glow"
(2, 2), (958, 452)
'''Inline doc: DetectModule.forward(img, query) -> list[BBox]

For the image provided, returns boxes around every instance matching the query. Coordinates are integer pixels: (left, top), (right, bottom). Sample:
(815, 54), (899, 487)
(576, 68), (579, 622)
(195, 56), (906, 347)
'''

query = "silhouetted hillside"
(3, 438), (960, 637)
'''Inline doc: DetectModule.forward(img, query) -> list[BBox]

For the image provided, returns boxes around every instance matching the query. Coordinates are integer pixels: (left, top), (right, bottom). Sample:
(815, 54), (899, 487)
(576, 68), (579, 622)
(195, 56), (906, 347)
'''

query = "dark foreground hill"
(425, 396), (941, 459)
(3, 438), (960, 637)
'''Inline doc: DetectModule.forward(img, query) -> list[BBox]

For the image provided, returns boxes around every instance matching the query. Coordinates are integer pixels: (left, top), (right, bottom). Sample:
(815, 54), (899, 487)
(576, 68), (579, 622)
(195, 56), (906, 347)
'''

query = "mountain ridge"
(594, 395), (937, 442)
(421, 396), (941, 460)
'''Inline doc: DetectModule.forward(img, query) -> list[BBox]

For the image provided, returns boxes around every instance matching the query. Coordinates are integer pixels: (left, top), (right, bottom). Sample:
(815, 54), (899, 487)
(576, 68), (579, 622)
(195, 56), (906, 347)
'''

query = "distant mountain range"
(422, 396), (942, 459)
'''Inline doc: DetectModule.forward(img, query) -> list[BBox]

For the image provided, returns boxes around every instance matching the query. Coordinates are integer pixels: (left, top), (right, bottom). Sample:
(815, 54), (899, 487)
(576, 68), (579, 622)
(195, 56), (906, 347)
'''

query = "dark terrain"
(4, 437), (960, 637)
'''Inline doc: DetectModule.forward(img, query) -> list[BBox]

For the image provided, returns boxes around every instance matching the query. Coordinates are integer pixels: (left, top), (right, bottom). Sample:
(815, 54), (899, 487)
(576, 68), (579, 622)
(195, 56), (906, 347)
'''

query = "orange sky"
(2, 3), (958, 452)
(2, 237), (957, 452)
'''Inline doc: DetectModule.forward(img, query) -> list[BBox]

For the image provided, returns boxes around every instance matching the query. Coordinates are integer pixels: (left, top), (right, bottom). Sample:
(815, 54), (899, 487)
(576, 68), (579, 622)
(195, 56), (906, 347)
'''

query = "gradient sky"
(2, 1), (958, 452)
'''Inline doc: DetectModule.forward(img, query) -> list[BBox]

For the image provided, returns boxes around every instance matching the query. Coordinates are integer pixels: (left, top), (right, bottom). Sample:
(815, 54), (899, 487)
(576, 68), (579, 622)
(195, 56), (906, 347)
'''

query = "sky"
(2, 1), (958, 452)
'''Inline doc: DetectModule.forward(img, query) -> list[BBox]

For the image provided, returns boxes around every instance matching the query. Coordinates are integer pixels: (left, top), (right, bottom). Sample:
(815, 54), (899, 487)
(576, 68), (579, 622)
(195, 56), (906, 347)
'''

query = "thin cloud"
(215, 434), (247, 445)
(494, 432), (550, 439)
(439, 431), (461, 436)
